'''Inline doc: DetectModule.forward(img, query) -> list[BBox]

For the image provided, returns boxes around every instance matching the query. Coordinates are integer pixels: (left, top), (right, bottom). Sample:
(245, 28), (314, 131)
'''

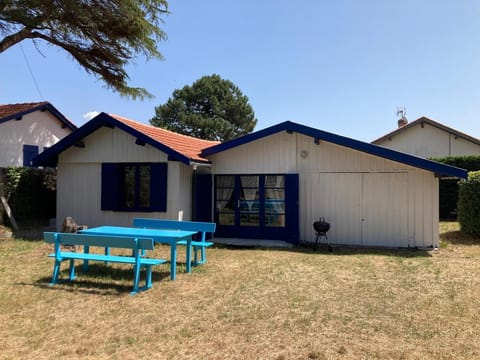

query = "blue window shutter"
(23, 145), (39, 167)
(150, 163), (168, 212)
(101, 163), (120, 210)
(284, 173), (300, 244)
(193, 173), (213, 222)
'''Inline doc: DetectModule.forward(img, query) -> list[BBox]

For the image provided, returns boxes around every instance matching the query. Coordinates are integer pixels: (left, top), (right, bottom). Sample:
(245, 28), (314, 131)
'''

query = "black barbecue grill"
(313, 217), (330, 250)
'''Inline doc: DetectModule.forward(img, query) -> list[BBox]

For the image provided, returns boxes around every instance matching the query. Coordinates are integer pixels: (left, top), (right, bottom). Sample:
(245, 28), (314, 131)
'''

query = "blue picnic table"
(80, 226), (197, 280)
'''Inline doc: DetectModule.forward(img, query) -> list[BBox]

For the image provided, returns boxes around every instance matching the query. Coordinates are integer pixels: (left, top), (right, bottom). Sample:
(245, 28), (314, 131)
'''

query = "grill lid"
(313, 217), (330, 233)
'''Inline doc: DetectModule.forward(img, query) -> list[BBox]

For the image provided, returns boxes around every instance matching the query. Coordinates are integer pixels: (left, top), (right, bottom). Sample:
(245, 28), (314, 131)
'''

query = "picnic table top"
(79, 226), (197, 244)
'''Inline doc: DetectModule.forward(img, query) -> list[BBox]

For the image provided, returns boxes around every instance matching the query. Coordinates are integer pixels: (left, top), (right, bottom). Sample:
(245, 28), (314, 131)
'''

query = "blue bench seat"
(133, 218), (216, 266)
(44, 232), (167, 295)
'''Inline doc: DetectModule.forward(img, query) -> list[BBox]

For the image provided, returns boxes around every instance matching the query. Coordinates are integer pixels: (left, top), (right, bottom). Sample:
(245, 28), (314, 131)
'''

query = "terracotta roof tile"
(0, 101), (49, 119)
(110, 114), (220, 162)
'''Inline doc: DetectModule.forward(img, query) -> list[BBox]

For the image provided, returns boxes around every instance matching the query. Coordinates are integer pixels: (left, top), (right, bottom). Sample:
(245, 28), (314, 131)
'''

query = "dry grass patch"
(1, 224), (480, 359)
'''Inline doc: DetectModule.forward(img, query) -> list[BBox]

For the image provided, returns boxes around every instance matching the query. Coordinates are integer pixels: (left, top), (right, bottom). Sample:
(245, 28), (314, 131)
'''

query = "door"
(215, 174), (299, 243)
(192, 173), (213, 222)
(316, 172), (409, 247)
(361, 172), (409, 247)
(316, 173), (362, 246)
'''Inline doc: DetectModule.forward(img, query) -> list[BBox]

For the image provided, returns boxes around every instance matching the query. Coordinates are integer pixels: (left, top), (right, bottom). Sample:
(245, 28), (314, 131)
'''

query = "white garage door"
(314, 172), (409, 247)
(361, 172), (409, 247)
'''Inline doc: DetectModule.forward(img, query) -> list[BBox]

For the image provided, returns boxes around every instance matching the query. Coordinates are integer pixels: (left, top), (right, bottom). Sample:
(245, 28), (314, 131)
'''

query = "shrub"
(432, 156), (480, 220)
(458, 171), (480, 237)
(439, 179), (459, 219)
(0, 167), (56, 224)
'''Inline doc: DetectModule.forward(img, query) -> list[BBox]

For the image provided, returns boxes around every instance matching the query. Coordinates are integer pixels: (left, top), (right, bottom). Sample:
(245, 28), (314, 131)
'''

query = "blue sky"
(2, 1), (480, 142)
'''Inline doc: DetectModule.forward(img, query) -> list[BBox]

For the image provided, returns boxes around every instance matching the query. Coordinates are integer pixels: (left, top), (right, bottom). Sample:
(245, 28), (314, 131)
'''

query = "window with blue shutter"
(23, 144), (39, 167)
(101, 162), (167, 212)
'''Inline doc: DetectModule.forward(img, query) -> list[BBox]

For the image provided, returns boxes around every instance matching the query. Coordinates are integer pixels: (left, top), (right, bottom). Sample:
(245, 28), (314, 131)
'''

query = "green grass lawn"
(1, 222), (479, 359)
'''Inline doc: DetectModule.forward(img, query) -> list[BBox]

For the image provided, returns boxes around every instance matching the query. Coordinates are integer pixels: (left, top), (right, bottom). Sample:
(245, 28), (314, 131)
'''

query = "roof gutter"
(190, 161), (212, 170)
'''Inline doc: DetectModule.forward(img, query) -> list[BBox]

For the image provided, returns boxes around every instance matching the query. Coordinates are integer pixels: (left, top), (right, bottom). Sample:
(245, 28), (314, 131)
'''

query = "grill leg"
(314, 232), (329, 251)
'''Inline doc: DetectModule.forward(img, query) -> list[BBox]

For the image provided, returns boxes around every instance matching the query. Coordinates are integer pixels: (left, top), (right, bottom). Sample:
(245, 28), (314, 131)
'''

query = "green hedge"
(0, 167), (56, 223)
(433, 155), (480, 170)
(432, 155), (480, 219)
(458, 171), (480, 237)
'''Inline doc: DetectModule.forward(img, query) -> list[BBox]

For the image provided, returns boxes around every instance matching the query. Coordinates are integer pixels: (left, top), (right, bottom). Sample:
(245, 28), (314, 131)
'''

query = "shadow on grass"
(297, 243), (433, 258)
(8, 220), (53, 241)
(33, 264), (171, 296)
(441, 230), (480, 246)
(212, 243), (433, 258)
(13, 228), (51, 241)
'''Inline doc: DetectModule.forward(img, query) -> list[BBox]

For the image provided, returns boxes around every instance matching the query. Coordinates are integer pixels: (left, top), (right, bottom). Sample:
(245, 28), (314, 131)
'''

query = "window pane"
(124, 166), (135, 208)
(265, 189), (285, 201)
(240, 176), (259, 226)
(23, 144), (39, 167)
(265, 175), (284, 188)
(216, 176), (235, 225)
(265, 176), (285, 228)
(139, 166), (151, 207)
(217, 175), (235, 190)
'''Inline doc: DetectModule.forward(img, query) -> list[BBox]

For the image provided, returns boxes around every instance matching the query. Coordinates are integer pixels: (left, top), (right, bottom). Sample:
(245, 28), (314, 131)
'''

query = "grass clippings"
(1, 223), (480, 359)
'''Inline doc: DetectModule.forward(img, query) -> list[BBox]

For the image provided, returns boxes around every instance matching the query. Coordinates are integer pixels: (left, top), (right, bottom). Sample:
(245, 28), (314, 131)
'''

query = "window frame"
(101, 162), (168, 212)
(23, 144), (39, 167)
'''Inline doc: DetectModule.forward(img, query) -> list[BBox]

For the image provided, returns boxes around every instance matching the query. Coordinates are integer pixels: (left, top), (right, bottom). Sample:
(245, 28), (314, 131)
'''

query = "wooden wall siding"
(211, 132), (417, 174)
(210, 132), (438, 248)
(296, 133), (417, 172)
(300, 170), (437, 248)
(169, 162), (193, 220)
(0, 111), (72, 167)
(61, 127), (169, 163)
(57, 127), (192, 229)
(210, 132), (297, 173)
(413, 170), (439, 247)
(302, 173), (363, 246)
(376, 122), (480, 158)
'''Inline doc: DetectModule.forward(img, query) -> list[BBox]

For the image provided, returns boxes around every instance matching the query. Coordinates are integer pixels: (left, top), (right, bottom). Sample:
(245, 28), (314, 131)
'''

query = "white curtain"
(216, 176), (234, 211)
(265, 175), (285, 214)
(240, 176), (259, 210)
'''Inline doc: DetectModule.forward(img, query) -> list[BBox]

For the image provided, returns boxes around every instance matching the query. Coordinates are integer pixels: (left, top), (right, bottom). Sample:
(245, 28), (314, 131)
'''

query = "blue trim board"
(201, 121), (468, 179)
(33, 112), (197, 167)
(0, 102), (77, 131)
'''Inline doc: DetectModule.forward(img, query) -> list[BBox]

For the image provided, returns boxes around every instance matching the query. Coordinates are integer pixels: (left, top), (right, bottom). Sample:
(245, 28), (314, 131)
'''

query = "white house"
(34, 113), (467, 249)
(372, 116), (480, 158)
(0, 101), (77, 167)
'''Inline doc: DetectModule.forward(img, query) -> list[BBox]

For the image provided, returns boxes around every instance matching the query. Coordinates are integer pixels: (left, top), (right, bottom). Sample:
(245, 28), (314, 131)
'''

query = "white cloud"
(83, 111), (100, 121)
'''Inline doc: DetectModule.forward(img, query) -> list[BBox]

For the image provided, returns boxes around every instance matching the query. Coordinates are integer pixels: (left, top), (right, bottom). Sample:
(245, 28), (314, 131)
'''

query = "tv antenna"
(396, 107), (406, 120)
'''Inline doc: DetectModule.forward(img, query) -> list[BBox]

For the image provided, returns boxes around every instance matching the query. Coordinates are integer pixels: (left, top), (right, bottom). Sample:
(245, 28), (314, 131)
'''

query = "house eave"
(372, 116), (480, 147)
(0, 102), (77, 131)
(202, 120), (468, 179)
(32, 112), (200, 167)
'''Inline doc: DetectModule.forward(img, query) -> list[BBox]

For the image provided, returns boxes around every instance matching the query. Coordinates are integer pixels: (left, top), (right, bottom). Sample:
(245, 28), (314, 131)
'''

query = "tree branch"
(0, 0), (168, 99)
(30, 30), (151, 99)
(0, 27), (34, 53)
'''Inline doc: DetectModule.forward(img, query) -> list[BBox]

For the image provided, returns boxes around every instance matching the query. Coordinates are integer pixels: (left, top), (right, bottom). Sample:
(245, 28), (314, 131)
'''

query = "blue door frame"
(213, 174), (299, 244)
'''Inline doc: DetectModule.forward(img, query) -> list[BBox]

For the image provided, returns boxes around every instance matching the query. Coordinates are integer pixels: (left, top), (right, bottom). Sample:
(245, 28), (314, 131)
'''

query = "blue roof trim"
(33, 112), (193, 167)
(0, 102), (77, 131)
(201, 121), (468, 179)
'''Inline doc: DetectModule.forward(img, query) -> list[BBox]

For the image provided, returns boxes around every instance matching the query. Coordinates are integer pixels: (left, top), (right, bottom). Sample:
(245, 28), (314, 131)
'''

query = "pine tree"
(150, 74), (257, 141)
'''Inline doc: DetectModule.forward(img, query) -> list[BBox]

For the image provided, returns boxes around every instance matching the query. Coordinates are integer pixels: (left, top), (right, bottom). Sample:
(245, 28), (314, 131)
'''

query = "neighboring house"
(34, 113), (466, 249)
(0, 101), (77, 167)
(372, 116), (480, 158)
